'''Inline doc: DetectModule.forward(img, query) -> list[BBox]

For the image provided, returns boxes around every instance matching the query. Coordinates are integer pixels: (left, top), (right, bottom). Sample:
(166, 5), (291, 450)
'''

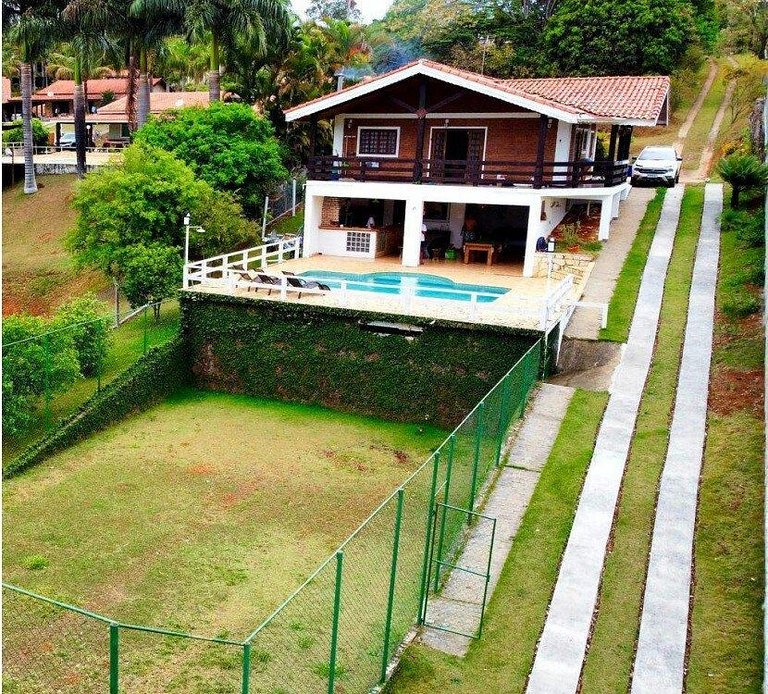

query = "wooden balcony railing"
(307, 156), (629, 189)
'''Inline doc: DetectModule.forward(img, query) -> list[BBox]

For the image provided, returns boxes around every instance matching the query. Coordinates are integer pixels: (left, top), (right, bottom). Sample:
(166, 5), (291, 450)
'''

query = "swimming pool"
(298, 271), (509, 303)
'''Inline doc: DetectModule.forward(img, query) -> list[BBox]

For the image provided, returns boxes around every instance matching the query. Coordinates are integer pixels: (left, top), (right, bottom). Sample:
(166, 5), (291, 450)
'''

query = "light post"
(546, 236), (556, 286)
(183, 212), (206, 289)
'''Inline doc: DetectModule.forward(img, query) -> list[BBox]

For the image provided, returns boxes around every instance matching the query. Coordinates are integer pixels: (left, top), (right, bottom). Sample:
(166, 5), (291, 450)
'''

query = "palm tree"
(4, 0), (62, 194)
(132, 0), (290, 103)
(62, 0), (116, 177)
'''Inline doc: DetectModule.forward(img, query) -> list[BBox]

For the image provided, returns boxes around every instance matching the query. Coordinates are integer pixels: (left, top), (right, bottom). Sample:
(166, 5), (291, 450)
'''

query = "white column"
(523, 203), (542, 278)
(402, 197), (423, 268)
(598, 196), (612, 241)
(553, 120), (572, 183)
(332, 115), (344, 156)
(611, 191), (621, 218)
(302, 194), (324, 257)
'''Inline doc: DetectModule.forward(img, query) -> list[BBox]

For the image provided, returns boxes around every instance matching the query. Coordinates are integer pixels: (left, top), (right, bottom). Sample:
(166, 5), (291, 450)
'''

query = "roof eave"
(285, 62), (581, 124)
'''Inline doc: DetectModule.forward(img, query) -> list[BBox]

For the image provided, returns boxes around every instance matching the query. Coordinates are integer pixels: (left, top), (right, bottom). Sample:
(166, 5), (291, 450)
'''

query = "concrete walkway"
(526, 186), (685, 694)
(565, 187), (657, 340)
(631, 184), (722, 693)
(421, 384), (575, 656)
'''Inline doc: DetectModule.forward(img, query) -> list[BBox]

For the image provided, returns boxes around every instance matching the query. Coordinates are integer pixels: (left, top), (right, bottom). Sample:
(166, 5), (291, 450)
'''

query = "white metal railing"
(186, 241), (576, 330)
(3, 144), (127, 156)
(184, 237), (303, 289)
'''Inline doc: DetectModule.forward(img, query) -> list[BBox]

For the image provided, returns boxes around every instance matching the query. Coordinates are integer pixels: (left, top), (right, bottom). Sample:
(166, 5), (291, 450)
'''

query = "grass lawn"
(2, 175), (110, 316)
(686, 192), (764, 692)
(269, 209), (304, 236)
(2, 300), (181, 463)
(580, 185), (704, 690)
(388, 389), (609, 694)
(2, 388), (445, 692)
(599, 188), (666, 342)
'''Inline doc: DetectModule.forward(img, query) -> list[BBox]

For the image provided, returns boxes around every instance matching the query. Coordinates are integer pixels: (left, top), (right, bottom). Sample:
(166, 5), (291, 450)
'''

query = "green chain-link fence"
(2, 299), (180, 463)
(2, 340), (541, 693)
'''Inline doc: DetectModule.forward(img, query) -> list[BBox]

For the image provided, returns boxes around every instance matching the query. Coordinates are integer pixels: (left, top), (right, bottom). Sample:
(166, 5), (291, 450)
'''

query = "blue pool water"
(298, 271), (508, 303)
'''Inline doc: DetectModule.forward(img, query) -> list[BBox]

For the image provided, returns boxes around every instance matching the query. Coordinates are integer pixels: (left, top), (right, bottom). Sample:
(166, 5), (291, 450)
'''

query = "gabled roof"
(34, 77), (165, 98)
(98, 91), (210, 114)
(284, 59), (670, 126)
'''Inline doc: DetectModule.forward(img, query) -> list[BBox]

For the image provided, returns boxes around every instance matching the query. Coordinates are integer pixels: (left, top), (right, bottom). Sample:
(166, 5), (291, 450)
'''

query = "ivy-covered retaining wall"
(182, 292), (544, 429)
(5, 336), (188, 478)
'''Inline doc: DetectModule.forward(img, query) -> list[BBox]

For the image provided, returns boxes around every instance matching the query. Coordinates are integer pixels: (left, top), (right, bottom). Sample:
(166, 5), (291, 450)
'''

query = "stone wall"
(532, 251), (594, 288)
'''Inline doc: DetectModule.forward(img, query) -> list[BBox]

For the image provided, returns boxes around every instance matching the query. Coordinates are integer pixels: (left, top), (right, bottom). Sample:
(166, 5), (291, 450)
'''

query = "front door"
(430, 129), (485, 183)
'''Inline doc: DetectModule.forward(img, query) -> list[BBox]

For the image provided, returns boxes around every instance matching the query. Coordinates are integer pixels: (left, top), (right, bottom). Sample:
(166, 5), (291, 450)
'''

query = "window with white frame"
(357, 127), (400, 157)
(574, 126), (597, 160)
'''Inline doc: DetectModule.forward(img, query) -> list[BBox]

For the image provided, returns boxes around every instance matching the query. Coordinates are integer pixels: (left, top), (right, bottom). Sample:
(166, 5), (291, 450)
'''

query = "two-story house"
(285, 59), (669, 278)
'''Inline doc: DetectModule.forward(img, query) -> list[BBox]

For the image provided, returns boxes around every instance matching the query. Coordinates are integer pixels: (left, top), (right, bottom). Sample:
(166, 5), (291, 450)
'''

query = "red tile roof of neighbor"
(2, 77), (12, 103)
(97, 91), (210, 114)
(285, 59), (670, 124)
(34, 77), (164, 97)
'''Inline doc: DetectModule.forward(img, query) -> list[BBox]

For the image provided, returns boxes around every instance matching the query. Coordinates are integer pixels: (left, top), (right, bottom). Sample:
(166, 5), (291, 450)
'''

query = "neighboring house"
(52, 91), (211, 145)
(2, 77), (22, 123)
(285, 59), (670, 277)
(15, 77), (167, 119)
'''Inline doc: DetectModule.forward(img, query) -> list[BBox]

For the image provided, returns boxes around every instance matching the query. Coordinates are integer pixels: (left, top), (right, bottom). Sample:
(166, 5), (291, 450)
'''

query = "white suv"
(631, 146), (682, 187)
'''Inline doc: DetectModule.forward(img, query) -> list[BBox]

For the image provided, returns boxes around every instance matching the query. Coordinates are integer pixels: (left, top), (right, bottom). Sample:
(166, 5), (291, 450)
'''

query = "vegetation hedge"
(181, 292), (544, 429)
(4, 335), (188, 478)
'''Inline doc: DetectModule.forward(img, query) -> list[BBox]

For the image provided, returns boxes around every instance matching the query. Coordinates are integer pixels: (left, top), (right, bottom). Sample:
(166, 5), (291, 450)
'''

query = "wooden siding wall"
(340, 117), (559, 161)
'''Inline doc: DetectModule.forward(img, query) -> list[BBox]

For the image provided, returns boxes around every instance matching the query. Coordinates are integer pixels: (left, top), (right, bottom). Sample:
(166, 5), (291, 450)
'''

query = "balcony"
(307, 157), (629, 189)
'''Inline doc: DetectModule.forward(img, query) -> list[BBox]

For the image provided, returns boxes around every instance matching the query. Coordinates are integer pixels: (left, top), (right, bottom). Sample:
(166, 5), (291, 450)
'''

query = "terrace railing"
(184, 237), (303, 289)
(187, 243), (575, 331)
(308, 156), (629, 189)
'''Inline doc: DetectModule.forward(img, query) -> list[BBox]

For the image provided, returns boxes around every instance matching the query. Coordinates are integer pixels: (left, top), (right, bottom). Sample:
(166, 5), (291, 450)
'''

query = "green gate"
(420, 501), (497, 640)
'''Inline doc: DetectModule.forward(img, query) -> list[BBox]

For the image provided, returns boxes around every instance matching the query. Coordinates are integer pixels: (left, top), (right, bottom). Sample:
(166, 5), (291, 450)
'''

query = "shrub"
(52, 295), (112, 376)
(116, 244), (184, 317)
(2, 118), (49, 147)
(2, 315), (80, 437)
(717, 153), (768, 208)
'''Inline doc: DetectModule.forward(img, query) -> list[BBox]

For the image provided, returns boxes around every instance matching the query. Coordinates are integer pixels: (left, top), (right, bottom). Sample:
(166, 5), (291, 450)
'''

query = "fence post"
(142, 305), (149, 355)
(262, 196), (269, 238)
(241, 642), (251, 694)
(42, 334), (52, 430)
(380, 488), (405, 684)
(417, 451), (440, 625)
(109, 623), (119, 694)
(494, 376), (511, 467)
(328, 550), (344, 694)
(434, 435), (455, 591)
(468, 402), (486, 518)
(292, 178), (297, 216)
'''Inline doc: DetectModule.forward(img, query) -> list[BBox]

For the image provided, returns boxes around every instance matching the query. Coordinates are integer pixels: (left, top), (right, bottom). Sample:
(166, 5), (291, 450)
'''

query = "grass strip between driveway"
(389, 388), (609, 694)
(686, 191), (764, 692)
(681, 60), (729, 172)
(580, 185), (704, 691)
(600, 187), (666, 343)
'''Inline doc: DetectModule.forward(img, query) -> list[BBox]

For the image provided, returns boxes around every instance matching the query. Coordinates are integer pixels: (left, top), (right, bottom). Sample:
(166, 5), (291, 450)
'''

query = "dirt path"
(673, 61), (719, 153)
(681, 57), (738, 183)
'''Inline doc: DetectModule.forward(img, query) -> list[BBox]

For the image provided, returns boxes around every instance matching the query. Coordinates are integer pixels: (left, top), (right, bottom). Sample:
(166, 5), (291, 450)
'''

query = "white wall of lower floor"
(302, 180), (630, 276)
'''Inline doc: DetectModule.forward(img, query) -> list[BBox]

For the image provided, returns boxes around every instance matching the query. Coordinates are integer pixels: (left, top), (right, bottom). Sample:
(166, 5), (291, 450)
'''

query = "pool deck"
(188, 255), (581, 331)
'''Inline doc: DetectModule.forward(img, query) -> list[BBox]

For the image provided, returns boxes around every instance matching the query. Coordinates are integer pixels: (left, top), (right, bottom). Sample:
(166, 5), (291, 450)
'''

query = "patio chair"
(285, 276), (331, 298)
(256, 273), (282, 295)
(235, 270), (260, 292)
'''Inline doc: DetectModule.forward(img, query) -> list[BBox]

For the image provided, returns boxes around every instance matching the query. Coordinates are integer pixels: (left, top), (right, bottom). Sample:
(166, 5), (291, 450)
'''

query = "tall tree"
(307, 0), (360, 23)
(132, 0), (290, 103)
(4, 0), (62, 193)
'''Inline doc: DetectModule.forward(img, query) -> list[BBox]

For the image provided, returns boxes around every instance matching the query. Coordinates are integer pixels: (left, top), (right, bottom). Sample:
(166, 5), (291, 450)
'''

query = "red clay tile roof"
(97, 91), (211, 114)
(34, 77), (164, 97)
(285, 59), (669, 124)
(2, 77), (12, 103)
